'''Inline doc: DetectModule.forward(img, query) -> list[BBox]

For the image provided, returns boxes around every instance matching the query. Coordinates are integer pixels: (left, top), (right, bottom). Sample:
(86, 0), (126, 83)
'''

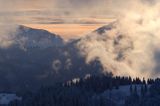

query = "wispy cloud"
(0, 0), (116, 25)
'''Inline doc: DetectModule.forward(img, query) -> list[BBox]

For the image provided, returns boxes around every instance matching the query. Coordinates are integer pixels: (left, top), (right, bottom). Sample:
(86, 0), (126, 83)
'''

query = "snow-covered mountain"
(0, 25), (103, 92)
(94, 22), (116, 34)
(13, 25), (64, 49)
(1, 22), (153, 93)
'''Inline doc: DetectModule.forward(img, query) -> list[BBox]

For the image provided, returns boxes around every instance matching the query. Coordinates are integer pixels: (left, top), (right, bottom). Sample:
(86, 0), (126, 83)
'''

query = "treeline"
(8, 74), (157, 106)
(64, 74), (154, 93)
(125, 78), (160, 106)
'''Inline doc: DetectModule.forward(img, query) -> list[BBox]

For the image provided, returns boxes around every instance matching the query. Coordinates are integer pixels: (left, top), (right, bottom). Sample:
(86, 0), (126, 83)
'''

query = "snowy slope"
(0, 25), (104, 92)
(0, 93), (21, 105)
(10, 25), (64, 49)
(99, 84), (150, 105)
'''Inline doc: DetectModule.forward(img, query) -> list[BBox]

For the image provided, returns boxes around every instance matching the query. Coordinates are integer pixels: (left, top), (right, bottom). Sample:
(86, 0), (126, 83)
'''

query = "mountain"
(13, 25), (64, 49)
(94, 22), (116, 34)
(0, 25), (103, 92)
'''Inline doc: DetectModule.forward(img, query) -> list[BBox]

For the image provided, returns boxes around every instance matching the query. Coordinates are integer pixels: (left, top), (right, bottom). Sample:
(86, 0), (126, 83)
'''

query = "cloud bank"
(77, 0), (160, 78)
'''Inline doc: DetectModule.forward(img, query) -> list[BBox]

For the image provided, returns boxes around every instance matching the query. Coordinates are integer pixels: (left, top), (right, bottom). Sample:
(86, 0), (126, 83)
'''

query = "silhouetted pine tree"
(130, 84), (133, 95)
(140, 85), (144, 97)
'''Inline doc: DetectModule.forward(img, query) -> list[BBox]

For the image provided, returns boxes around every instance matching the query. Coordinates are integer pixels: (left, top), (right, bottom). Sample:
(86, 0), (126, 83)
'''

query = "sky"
(0, 0), (117, 39)
(0, 0), (155, 39)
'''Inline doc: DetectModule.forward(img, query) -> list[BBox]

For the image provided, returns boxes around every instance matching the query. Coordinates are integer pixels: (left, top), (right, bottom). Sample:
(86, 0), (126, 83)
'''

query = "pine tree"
(144, 84), (148, 95)
(140, 85), (144, 97)
(130, 84), (133, 95)
(134, 85), (138, 95)
(115, 80), (119, 89)
(129, 76), (132, 84)
(143, 78), (146, 85)
(109, 81), (113, 104)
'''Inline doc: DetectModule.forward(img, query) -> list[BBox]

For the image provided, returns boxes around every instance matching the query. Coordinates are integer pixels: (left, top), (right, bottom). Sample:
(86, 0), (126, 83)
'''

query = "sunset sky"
(0, 0), (155, 39)
(0, 0), (118, 39)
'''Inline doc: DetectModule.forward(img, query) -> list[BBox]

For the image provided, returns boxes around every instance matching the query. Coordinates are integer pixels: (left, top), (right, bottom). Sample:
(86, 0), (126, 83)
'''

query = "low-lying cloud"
(77, 0), (160, 78)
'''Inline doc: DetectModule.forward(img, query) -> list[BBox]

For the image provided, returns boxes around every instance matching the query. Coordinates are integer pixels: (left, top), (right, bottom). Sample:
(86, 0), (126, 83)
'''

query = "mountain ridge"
(0, 24), (105, 92)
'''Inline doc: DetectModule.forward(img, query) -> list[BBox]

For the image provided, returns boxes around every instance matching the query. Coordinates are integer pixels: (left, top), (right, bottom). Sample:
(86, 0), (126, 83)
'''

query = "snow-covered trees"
(9, 75), (158, 106)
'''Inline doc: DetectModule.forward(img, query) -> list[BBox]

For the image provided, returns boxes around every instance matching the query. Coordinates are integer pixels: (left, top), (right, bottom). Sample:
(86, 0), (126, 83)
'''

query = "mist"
(77, 0), (160, 78)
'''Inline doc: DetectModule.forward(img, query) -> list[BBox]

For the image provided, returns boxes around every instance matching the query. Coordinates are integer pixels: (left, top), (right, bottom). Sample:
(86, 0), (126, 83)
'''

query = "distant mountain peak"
(94, 21), (117, 34)
(14, 25), (64, 49)
(17, 25), (60, 38)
